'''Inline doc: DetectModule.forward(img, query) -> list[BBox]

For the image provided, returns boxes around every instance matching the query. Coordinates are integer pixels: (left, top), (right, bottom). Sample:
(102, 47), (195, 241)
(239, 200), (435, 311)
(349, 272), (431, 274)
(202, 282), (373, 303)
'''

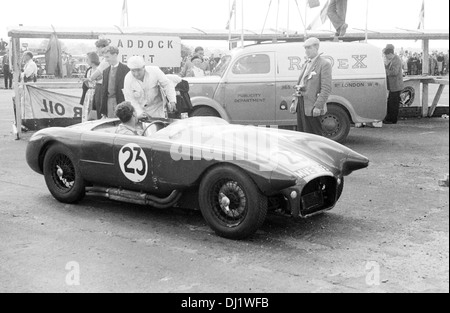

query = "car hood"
(156, 117), (369, 179)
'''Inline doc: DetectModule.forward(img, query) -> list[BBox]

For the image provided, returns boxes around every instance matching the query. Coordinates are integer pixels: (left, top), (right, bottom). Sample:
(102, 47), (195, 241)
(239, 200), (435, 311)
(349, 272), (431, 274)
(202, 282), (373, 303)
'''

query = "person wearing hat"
(290, 38), (332, 136)
(185, 55), (206, 77)
(123, 56), (177, 119)
(383, 44), (404, 125)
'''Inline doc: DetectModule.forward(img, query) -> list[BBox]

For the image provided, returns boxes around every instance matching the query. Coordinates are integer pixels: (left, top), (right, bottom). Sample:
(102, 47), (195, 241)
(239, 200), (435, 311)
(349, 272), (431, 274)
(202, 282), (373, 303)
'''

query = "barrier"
(19, 85), (83, 131)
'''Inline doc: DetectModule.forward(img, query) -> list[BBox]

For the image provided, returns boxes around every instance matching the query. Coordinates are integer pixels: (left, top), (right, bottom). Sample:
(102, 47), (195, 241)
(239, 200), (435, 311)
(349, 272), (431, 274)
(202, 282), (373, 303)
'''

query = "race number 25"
(119, 144), (149, 183)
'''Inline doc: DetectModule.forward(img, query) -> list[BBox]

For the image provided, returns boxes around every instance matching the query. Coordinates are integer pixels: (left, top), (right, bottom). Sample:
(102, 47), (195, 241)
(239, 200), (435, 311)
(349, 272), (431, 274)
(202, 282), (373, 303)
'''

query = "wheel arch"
(326, 96), (355, 124)
(197, 162), (272, 196)
(190, 96), (231, 122)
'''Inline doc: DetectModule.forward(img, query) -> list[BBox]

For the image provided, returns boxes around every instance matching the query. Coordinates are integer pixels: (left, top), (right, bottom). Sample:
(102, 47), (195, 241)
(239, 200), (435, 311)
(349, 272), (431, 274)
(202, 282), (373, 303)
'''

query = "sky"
(1, 0), (449, 51)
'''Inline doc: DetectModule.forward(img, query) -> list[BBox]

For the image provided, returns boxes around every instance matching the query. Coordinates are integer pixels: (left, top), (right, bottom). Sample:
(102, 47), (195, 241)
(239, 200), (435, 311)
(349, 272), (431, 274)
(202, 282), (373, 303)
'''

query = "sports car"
(26, 117), (369, 240)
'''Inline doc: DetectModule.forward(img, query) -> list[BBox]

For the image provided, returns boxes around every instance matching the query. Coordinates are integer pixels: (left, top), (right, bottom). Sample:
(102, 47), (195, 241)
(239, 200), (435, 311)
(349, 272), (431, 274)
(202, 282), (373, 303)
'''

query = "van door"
(275, 50), (305, 127)
(223, 52), (276, 125)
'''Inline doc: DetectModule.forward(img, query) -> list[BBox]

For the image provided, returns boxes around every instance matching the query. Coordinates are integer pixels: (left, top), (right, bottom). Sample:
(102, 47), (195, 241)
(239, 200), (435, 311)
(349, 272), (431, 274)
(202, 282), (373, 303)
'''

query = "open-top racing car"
(26, 117), (369, 240)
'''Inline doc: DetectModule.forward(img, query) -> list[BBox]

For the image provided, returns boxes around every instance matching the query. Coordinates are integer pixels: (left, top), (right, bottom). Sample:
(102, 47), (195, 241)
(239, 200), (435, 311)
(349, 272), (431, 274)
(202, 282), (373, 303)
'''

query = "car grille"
(300, 177), (337, 217)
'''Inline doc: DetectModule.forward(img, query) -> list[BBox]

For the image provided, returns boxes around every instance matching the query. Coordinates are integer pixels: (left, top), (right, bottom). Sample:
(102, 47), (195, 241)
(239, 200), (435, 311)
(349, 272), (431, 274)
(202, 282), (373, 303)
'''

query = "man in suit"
(100, 46), (130, 119)
(2, 51), (13, 89)
(290, 37), (332, 136)
(383, 44), (404, 125)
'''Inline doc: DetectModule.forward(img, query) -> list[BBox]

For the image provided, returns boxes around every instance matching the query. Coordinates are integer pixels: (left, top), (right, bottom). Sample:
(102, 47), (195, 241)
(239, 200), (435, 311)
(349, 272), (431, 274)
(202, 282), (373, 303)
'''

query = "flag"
(418, 0), (425, 29)
(121, 0), (129, 27)
(226, 0), (237, 30)
(307, 0), (330, 30)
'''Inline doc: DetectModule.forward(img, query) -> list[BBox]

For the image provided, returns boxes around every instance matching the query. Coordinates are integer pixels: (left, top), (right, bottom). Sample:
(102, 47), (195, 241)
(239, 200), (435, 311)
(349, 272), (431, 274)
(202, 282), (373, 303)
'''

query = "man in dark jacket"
(100, 46), (129, 119)
(383, 44), (404, 125)
(2, 52), (13, 89)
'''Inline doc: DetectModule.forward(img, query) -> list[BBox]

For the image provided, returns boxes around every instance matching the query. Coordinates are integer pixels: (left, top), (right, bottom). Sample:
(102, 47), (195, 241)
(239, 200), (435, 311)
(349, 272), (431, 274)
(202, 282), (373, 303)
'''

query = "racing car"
(26, 117), (369, 240)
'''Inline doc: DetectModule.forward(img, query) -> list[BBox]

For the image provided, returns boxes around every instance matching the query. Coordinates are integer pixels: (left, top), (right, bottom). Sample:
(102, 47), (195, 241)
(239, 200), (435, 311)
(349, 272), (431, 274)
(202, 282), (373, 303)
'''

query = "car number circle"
(118, 144), (148, 183)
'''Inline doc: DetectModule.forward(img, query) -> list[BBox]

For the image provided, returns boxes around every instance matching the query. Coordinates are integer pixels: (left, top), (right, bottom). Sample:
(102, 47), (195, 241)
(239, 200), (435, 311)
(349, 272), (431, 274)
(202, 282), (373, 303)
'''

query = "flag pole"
(287, 0), (290, 38)
(365, 0), (369, 42)
(304, 0), (308, 39)
(228, 0), (232, 49)
(241, 0), (244, 47)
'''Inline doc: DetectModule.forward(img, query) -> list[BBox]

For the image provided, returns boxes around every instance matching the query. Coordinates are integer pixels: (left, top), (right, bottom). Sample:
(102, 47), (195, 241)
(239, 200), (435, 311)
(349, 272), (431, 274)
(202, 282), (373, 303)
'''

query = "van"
(186, 42), (388, 142)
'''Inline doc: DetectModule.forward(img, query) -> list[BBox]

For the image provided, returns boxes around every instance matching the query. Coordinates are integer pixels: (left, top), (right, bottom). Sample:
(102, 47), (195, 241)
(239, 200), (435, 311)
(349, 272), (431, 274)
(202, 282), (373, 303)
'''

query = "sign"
(107, 35), (182, 68)
(22, 85), (83, 130)
(119, 144), (149, 183)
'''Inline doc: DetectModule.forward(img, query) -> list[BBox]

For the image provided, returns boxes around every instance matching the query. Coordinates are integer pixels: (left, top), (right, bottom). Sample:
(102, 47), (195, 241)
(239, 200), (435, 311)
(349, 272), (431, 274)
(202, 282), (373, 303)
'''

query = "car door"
(113, 134), (156, 193)
(223, 52), (276, 125)
(80, 131), (117, 186)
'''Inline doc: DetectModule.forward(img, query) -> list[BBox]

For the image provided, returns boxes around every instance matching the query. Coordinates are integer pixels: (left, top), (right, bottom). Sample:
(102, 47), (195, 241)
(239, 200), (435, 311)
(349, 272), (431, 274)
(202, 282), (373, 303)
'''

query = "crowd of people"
(400, 49), (449, 76)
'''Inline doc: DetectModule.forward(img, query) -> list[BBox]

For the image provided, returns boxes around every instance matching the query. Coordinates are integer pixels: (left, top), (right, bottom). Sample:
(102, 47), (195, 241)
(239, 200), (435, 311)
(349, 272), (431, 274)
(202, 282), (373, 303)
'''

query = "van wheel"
(43, 144), (85, 204)
(191, 106), (220, 118)
(199, 165), (268, 240)
(321, 105), (351, 143)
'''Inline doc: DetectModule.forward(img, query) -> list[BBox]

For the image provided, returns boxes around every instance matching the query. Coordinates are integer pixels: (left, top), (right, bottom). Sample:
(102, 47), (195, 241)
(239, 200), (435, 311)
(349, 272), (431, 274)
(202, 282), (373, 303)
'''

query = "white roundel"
(119, 144), (149, 183)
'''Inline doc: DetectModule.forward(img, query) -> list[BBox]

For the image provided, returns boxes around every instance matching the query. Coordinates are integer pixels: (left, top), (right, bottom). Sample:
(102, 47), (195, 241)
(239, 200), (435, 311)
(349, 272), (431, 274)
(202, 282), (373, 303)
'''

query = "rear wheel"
(199, 165), (268, 240)
(43, 144), (85, 204)
(321, 104), (351, 143)
(190, 106), (220, 118)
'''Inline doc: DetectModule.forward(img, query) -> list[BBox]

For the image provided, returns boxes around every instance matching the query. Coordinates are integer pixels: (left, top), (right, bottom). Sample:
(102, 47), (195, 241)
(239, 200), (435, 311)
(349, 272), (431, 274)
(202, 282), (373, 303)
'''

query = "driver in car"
(115, 101), (145, 136)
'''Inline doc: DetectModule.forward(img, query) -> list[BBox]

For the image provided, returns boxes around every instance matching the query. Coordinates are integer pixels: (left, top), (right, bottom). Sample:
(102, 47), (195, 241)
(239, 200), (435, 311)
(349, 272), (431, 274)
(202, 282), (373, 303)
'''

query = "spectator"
(100, 46), (130, 119)
(383, 44), (404, 125)
(180, 46), (210, 77)
(62, 54), (68, 78)
(2, 51), (13, 89)
(437, 53), (445, 75)
(185, 56), (206, 77)
(327, 0), (348, 37)
(81, 52), (103, 122)
(123, 56), (177, 119)
(22, 51), (38, 83)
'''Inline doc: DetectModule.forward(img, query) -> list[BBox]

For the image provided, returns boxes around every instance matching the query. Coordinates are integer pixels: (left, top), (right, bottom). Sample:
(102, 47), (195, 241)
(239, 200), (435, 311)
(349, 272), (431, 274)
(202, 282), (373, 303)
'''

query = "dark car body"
(27, 117), (369, 238)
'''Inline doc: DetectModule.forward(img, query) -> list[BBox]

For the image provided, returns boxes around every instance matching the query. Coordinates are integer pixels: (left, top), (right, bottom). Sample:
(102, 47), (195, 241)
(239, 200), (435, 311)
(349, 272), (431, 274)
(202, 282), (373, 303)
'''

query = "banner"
(107, 35), (182, 68)
(22, 85), (83, 130)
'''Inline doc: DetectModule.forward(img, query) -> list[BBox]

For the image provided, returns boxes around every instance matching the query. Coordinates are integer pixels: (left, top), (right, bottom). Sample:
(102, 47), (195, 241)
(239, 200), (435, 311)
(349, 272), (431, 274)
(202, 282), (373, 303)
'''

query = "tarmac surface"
(0, 86), (448, 293)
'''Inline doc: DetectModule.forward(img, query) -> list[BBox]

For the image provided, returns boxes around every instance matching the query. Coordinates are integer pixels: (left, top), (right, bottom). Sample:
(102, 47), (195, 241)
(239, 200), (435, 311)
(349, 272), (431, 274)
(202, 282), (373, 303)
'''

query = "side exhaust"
(86, 187), (182, 209)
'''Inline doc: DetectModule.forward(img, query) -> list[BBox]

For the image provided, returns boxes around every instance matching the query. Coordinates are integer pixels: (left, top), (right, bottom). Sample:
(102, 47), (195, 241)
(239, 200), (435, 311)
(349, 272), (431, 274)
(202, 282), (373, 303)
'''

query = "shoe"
(339, 23), (348, 37)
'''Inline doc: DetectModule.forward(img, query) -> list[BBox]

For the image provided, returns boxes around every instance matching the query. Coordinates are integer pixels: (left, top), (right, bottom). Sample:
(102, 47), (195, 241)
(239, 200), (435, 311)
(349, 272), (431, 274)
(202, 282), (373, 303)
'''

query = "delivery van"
(186, 41), (388, 143)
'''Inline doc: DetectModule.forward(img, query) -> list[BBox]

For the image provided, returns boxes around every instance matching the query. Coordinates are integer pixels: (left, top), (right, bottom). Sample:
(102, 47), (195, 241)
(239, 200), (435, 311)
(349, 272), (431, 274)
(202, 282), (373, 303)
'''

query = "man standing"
(328, 0), (348, 37)
(2, 51), (13, 89)
(290, 38), (332, 136)
(22, 51), (38, 83)
(383, 44), (404, 125)
(123, 56), (177, 119)
(100, 46), (129, 119)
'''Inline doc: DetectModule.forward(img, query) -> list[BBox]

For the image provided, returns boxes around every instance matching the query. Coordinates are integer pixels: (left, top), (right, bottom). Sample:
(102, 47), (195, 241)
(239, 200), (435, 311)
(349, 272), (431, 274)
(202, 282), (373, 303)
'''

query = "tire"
(43, 143), (85, 204)
(190, 106), (220, 118)
(321, 104), (351, 143)
(199, 165), (268, 240)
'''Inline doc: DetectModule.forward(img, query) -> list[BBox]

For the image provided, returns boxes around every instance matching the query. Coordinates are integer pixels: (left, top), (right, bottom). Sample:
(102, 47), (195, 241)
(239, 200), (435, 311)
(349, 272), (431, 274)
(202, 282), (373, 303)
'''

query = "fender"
(326, 95), (383, 124)
(190, 96), (231, 122)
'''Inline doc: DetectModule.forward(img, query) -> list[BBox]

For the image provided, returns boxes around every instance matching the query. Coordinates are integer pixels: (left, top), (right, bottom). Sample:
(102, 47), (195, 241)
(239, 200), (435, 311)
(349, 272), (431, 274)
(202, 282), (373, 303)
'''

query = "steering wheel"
(142, 121), (167, 137)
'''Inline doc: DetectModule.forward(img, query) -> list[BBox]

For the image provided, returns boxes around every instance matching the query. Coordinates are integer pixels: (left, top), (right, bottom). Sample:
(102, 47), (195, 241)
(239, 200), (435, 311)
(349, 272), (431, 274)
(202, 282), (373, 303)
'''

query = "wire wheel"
(50, 154), (76, 192)
(211, 180), (248, 227)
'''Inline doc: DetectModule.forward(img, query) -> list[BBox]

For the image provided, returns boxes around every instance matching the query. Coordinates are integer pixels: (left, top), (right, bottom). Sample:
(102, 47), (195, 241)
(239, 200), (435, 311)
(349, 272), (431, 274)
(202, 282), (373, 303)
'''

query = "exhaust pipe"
(86, 187), (182, 209)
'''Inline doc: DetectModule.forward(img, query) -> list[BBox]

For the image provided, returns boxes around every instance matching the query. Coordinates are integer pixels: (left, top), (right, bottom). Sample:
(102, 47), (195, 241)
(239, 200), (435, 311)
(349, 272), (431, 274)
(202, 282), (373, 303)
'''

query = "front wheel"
(199, 165), (268, 240)
(43, 143), (85, 204)
(321, 105), (351, 143)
